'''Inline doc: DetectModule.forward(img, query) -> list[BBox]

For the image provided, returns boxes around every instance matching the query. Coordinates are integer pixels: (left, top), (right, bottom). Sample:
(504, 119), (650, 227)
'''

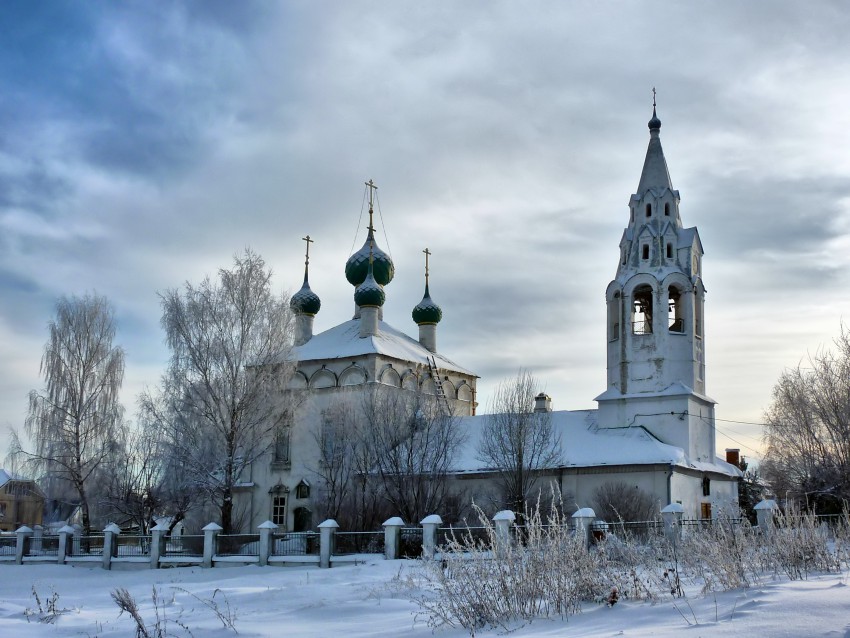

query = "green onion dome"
(345, 229), (395, 287)
(354, 266), (385, 308)
(290, 278), (321, 316)
(412, 284), (442, 325)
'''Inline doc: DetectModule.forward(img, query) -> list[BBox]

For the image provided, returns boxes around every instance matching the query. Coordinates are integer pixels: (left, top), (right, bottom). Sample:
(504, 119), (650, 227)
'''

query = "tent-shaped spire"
(636, 97), (673, 194)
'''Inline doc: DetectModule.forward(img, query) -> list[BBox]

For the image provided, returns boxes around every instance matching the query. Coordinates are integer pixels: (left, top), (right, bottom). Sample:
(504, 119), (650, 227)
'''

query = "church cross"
(423, 247), (431, 285)
(365, 179), (378, 234)
(302, 235), (314, 278)
(652, 87), (657, 108)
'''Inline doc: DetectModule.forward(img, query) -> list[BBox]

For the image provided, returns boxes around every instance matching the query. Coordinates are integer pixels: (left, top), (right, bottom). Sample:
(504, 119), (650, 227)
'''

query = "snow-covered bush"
(415, 499), (850, 636)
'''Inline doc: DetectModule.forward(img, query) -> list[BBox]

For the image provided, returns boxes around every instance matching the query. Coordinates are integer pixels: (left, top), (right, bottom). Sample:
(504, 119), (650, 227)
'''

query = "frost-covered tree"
(142, 249), (296, 533)
(476, 370), (562, 513)
(12, 294), (125, 534)
(762, 326), (850, 514)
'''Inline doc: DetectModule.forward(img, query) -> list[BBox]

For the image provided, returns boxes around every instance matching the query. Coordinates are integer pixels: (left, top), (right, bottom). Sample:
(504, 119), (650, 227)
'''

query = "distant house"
(0, 469), (45, 532)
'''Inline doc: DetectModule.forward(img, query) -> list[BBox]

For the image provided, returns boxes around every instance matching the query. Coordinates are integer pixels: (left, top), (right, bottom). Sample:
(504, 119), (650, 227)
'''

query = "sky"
(3, 1), (850, 463)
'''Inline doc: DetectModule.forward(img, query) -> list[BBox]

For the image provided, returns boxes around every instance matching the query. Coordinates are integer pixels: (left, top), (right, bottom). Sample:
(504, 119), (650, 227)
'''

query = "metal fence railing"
(271, 532), (319, 556)
(116, 535), (151, 557)
(27, 535), (60, 556)
(437, 526), (491, 548)
(0, 535), (15, 555)
(400, 527), (423, 558)
(164, 535), (204, 557)
(69, 535), (105, 556)
(216, 534), (260, 557)
(334, 531), (384, 555)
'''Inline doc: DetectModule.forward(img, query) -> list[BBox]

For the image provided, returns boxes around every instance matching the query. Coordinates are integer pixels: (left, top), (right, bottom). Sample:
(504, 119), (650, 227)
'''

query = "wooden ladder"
(427, 355), (451, 416)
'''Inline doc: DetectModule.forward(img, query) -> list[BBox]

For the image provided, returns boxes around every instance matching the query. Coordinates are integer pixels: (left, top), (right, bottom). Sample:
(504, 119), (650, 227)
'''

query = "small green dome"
(354, 268), (385, 308)
(345, 230), (394, 286)
(290, 279), (321, 316)
(412, 285), (442, 325)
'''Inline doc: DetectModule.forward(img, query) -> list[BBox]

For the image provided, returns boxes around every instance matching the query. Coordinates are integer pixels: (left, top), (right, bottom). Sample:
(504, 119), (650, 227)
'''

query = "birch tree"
(476, 370), (562, 513)
(13, 294), (125, 534)
(144, 249), (296, 532)
(762, 327), (850, 513)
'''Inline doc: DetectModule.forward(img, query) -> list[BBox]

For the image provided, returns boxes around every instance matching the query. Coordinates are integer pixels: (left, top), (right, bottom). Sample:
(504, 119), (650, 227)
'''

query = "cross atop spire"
(423, 247), (431, 287)
(302, 235), (314, 281)
(652, 86), (656, 109)
(365, 179), (378, 234)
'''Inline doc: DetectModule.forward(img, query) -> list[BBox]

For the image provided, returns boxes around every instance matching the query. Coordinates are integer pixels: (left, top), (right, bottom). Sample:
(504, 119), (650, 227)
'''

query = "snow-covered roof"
(0, 469), (25, 489)
(293, 319), (476, 376)
(451, 410), (741, 478)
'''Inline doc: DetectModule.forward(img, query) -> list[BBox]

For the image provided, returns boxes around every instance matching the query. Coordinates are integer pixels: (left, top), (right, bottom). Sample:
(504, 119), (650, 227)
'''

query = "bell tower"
(596, 98), (716, 463)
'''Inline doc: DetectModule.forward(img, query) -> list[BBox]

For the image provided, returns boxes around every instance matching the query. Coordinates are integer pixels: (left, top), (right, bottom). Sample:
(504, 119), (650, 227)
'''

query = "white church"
(235, 106), (742, 530)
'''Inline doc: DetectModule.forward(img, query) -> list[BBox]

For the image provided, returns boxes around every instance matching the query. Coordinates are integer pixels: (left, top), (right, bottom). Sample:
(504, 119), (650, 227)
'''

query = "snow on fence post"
(755, 499), (779, 537)
(202, 522), (223, 568)
(258, 520), (277, 566)
(150, 522), (168, 569)
(572, 508), (596, 549)
(57, 525), (74, 564)
(420, 514), (442, 560)
(661, 503), (684, 543)
(318, 519), (338, 569)
(383, 517), (405, 560)
(493, 510), (515, 556)
(15, 525), (33, 564)
(102, 523), (121, 570)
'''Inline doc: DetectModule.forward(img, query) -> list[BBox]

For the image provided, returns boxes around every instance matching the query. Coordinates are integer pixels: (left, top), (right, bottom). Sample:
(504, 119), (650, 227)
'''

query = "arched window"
(668, 286), (684, 333)
(632, 286), (653, 335)
(645, 203), (652, 217)
(666, 243), (673, 259)
(664, 202), (670, 216)
(642, 244), (650, 260)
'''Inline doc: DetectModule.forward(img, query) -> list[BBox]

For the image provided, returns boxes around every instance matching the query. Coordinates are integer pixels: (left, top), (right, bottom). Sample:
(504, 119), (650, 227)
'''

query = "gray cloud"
(4, 2), (850, 458)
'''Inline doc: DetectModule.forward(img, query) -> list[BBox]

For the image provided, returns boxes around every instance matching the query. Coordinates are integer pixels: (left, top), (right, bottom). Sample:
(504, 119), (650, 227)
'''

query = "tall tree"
(13, 294), (125, 534)
(145, 249), (296, 532)
(476, 370), (562, 513)
(762, 327), (850, 514)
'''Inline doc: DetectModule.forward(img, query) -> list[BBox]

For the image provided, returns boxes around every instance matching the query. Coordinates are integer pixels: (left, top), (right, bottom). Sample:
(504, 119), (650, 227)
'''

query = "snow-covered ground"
(0, 558), (847, 637)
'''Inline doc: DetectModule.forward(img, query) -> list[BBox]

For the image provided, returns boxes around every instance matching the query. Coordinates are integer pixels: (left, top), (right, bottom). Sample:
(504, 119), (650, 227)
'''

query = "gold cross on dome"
(423, 247), (431, 284)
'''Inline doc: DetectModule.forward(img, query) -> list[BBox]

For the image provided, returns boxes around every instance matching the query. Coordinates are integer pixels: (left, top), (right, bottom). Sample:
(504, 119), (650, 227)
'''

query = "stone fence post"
(318, 519), (338, 568)
(32, 524), (44, 554)
(661, 503), (684, 543)
(57, 525), (75, 563)
(258, 520), (277, 566)
(102, 523), (121, 570)
(755, 499), (778, 536)
(572, 507), (596, 549)
(150, 523), (168, 569)
(15, 526), (33, 564)
(493, 510), (515, 557)
(202, 522), (222, 568)
(420, 514), (442, 560)
(383, 517), (405, 560)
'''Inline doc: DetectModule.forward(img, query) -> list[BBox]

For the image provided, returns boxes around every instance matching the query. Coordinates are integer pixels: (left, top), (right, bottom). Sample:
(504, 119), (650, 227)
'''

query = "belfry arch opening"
(632, 286), (653, 335)
(668, 286), (684, 333)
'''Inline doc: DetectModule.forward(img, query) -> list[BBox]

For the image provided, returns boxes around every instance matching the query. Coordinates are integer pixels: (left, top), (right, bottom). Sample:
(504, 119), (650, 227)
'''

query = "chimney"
(725, 448), (740, 467)
(534, 392), (552, 413)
